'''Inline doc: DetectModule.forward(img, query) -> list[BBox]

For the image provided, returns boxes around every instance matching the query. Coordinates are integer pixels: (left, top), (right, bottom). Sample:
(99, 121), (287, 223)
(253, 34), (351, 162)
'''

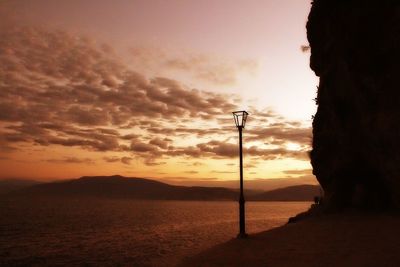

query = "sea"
(0, 198), (311, 266)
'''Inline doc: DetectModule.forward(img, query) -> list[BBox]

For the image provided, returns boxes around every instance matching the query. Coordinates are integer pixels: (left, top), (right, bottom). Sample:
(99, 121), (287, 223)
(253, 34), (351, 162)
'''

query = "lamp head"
(232, 110), (249, 128)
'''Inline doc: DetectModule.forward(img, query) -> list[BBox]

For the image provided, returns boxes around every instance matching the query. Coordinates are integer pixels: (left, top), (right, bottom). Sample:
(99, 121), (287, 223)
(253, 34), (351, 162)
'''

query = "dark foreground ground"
(179, 213), (400, 267)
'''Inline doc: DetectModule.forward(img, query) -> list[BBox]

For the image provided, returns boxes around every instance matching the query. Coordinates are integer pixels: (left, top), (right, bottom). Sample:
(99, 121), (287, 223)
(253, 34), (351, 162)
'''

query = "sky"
(0, 0), (318, 185)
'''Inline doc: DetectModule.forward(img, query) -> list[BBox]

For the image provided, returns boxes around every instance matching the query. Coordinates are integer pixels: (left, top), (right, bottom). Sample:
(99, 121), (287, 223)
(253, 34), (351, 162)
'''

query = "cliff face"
(307, 0), (400, 210)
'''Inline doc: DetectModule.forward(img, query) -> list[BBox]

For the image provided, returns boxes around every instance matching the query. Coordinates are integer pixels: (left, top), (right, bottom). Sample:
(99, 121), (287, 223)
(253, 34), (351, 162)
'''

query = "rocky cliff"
(307, 0), (400, 210)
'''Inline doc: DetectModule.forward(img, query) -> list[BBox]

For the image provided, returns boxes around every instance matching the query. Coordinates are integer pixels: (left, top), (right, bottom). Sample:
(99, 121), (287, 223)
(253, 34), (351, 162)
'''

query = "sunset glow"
(0, 0), (317, 184)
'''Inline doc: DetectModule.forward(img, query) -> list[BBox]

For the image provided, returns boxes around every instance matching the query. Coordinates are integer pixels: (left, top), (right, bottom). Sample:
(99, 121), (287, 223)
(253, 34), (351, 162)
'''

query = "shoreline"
(179, 213), (400, 267)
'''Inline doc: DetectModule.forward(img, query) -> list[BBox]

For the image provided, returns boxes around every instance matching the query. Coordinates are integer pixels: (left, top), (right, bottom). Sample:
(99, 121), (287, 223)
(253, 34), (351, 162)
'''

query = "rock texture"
(307, 0), (400, 210)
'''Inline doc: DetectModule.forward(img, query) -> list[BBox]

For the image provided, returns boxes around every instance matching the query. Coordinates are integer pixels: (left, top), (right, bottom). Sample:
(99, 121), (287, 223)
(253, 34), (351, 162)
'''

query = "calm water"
(0, 198), (311, 266)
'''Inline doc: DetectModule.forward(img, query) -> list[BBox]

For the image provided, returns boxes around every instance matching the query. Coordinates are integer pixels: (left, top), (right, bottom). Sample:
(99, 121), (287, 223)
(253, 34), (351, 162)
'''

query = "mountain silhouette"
(13, 175), (237, 200)
(7, 175), (319, 201)
(0, 179), (41, 195)
(249, 185), (321, 201)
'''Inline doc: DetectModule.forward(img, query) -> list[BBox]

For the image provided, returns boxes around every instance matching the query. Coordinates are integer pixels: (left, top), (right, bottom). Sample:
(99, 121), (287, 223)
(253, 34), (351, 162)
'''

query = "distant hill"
(6, 176), (321, 201)
(0, 179), (42, 195)
(13, 175), (238, 201)
(249, 185), (321, 201)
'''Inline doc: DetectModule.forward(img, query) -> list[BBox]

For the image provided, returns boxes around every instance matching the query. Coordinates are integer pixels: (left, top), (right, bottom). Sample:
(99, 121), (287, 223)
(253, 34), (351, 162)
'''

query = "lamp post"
(232, 110), (248, 238)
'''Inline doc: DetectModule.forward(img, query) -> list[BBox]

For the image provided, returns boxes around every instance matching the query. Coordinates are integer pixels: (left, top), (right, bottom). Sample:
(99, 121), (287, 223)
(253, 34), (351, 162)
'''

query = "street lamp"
(232, 110), (248, 238)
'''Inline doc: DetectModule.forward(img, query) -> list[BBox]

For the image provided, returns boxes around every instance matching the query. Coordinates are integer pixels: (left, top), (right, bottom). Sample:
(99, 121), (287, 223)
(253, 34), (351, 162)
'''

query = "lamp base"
(237, 232), (248, 239)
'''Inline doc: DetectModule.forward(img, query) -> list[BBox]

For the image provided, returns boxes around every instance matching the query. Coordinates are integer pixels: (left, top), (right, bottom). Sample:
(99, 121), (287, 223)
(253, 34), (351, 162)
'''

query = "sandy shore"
(179, 213), (400, 267)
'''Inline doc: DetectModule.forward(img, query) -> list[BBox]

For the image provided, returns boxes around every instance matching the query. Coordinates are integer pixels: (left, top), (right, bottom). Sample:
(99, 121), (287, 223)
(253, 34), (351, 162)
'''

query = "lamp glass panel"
(238, 114), (243, 126)
(233, 111), (248, 127)
(242, 113), (248, 128)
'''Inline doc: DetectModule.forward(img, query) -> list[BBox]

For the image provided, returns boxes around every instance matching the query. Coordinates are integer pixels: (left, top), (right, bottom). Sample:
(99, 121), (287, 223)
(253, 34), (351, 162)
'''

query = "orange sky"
(0, 0), (318, 184)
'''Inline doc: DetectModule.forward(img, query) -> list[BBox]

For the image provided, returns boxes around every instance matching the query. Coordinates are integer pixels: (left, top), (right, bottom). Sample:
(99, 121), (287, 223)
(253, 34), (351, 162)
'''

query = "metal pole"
(238, 126), (246, 238)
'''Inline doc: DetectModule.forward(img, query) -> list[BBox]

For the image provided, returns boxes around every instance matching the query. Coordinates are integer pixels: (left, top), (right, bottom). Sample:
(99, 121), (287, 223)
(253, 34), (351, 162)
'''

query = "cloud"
(64, 106), (110, 126)
(149, 138), (171, 149)
(168, 140), (309, 161)
(0, 23), (311, 167)
(184, 171), (199, 174)
(128, 46), (258, 86)
(103, 156), (132, 165)
(211, 171), (235, 174)
(103, 156), (120, 163)
(246, 146), (309, 161)
(2, 123), (122, 152)
(283, 169), (312, 176)
(243, 109), (312, 146)
(0, 25), (238, 155)
(0, 135), (17, 152)
(197, 141), (237, 158)
(143, 158), (166, 166)
(130, 142), (159, 153)
(46, 157), (95, 164)
(120, 157), (132, 165)
(246, 127), (311, 145)
(165, 55), (239, 85)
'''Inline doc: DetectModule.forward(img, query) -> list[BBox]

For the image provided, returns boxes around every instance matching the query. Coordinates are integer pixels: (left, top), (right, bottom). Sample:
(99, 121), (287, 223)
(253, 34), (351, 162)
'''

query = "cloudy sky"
(0, 0), (318, 184)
